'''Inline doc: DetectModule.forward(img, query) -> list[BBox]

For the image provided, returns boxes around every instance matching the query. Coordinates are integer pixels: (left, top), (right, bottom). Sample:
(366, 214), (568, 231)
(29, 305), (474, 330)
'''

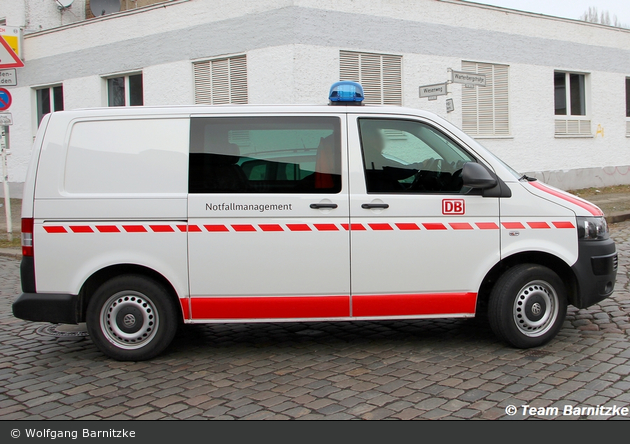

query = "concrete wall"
(2, 0), (630, 191)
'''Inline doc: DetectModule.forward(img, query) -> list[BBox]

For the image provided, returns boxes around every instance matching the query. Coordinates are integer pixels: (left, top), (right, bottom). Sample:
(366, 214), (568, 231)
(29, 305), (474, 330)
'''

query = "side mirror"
(462, 162), (497, 189)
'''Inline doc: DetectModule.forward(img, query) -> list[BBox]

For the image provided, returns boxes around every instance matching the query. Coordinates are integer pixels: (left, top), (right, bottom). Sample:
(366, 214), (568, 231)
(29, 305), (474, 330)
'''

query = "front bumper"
(12, 292), (80, 324)
(570, 237), (618, 309)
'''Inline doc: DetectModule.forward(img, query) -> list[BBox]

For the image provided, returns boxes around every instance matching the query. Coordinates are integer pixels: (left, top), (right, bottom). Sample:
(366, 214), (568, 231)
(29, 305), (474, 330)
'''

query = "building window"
(193, 55), (248, 105)
(339, 51), (402, 106)
(461, 61), (510, 137)
(626, 77), (630, 136)
(106, 73), (143, 107)
(36, 85), (63, 125)
(554, 71), (590, 136)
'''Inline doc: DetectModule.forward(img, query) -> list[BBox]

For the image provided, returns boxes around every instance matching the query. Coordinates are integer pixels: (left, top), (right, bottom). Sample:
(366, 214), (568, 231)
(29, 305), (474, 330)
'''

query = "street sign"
(419, 82), (448, 98)
(0, 113), (12, 125)
(0, 36), (23, 69)
(0, 69), (16, 86)
(451, 70), (486, 87)
(446, 98), (454, 113)
(0, 88), (12, 111)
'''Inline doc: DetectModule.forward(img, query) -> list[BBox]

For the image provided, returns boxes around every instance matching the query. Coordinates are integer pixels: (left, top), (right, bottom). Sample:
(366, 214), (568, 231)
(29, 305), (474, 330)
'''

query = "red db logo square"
(442, 199), (465, 215)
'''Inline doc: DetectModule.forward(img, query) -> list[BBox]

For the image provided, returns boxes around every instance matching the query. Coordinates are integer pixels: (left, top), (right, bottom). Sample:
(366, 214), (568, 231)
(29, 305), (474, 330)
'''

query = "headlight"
(577, 216), (609, 240)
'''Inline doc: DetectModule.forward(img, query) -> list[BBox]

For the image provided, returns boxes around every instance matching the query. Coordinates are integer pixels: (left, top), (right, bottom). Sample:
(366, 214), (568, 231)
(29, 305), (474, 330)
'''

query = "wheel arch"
(77, 264), (184, 323)
(477, 251), (577, 313)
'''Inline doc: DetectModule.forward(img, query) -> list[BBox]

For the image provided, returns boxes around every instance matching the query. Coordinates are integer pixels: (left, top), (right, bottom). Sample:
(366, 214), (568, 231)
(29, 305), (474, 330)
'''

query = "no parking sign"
(0, 88), (11, 111)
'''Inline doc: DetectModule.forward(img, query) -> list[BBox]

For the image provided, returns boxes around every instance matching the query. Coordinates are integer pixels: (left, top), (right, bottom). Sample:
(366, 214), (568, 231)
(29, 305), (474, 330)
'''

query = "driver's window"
(358, 118), (475, 193)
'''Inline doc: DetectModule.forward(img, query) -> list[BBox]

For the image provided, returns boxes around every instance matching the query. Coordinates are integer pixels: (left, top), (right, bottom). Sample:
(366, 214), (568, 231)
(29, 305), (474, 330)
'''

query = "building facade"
(1, 0), (630, 191)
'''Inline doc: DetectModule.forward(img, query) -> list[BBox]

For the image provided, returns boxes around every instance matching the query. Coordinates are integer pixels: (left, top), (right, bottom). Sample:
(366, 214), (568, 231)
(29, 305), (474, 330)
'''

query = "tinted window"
(359, 118), (475, 193)
(189, 116), (341, 193)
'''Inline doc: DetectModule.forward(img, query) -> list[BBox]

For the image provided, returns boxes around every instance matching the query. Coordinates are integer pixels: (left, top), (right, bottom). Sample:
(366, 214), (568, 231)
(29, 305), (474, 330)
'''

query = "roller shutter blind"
(193, 55), (248, 105)
(340, 51), (402, 106)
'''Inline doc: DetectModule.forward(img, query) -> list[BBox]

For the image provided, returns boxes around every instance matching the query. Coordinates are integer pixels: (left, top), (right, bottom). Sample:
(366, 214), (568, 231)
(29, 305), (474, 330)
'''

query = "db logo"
(442, 199), (465, 215)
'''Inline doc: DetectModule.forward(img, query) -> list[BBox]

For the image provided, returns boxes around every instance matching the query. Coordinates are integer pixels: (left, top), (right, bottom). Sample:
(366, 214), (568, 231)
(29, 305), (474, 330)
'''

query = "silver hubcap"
(100, 291), (159, 350)
(513, 280), (558, 337)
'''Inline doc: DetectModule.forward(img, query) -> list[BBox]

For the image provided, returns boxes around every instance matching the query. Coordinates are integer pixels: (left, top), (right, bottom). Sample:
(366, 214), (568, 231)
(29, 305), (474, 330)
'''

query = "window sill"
(471, 135), (514, 140)
(554, 134), (594, 139)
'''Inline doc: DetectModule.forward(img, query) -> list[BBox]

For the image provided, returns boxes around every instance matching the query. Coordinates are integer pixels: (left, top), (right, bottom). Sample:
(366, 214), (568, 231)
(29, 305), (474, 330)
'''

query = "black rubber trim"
(570, 237), (617, 309)
(12, 293), (80, 324)
(20, 256), (36, 294)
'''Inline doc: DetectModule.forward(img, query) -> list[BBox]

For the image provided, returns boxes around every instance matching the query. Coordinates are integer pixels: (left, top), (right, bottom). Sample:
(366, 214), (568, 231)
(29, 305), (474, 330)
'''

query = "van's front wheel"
(86, 275), (178, 361)
(488, 264), (567, 348)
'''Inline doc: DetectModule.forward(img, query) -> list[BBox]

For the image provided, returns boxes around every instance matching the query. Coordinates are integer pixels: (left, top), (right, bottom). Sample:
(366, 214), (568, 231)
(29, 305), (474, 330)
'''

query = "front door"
(187, 114), (351, 321)
(348, 115), (501, 318)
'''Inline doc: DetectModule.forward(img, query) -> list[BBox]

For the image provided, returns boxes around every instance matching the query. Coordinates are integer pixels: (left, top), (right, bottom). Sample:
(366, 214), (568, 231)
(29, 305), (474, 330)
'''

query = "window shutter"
(193, 55), (248, 105)
(462, 61), (510, 136)
(340, 51), (402, 106)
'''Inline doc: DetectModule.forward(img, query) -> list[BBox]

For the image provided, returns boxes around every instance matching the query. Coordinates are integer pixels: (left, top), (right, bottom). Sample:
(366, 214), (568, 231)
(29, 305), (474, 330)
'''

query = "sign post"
(0, 127), (11, 241)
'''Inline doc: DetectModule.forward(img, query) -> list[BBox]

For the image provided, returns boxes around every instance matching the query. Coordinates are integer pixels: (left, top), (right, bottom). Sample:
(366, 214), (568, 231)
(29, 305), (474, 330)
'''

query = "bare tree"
(580, 6), (626, 28)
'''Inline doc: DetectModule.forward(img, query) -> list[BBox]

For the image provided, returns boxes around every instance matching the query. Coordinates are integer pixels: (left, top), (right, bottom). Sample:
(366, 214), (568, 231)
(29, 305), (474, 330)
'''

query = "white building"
(1, 0), (630, 193)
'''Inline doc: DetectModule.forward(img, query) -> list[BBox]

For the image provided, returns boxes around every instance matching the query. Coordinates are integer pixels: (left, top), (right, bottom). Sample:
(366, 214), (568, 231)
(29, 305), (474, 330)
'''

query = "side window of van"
(359, 118), (475, 194)
(189, 116), (342, 193)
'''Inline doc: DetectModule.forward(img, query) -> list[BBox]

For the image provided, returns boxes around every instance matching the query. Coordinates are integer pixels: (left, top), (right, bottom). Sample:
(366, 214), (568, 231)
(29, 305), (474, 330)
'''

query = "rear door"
(347, 115), (501, 318)
(187, 114), (351, 321)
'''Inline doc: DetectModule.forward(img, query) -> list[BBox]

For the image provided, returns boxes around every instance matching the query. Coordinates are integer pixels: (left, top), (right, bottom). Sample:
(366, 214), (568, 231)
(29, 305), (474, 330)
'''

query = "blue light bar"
(329, 81), (364, 105)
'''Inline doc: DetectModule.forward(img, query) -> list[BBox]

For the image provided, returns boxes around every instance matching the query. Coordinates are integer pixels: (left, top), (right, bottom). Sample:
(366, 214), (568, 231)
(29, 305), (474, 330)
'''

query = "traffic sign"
(0, 113), (12, 125)
(0, 88), (12, 111)
(0, 69), (16, 86)
(0, 36), (23, 69)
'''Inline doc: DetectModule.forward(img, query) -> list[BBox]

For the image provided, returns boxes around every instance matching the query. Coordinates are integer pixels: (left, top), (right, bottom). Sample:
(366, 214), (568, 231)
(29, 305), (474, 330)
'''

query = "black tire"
(86, 275), (179, 361)
(488, 264), (567, 348)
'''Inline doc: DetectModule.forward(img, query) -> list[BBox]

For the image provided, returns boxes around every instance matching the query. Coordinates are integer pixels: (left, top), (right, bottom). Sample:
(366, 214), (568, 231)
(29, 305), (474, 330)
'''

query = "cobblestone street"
(1, 222), (629, 420)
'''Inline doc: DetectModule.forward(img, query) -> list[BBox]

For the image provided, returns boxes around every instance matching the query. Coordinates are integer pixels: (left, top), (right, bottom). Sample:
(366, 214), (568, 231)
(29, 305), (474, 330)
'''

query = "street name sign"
(419, 83), (448, 98)
(451, 70), (486, 87)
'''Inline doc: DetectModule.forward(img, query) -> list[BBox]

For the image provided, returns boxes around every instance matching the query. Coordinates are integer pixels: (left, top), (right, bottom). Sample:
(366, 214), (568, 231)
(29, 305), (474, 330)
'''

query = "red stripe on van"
(476, 222), (499, 230)
(341, 223), (366, 231)
(259, 224), (284, 232)
(395, 223), (420, 230)
(190, 296), (350, 319)
(369, 223), (393, 231)
(204, 225), (229, 232)
(314, 224), (339, 231)
(553, 221), (575, 229)
(449, 223), (473, 230)
(44, 226), (67, 233)
(527, 222), (550, 229)
(96, 225), (120, 233)
(502, 222), (525, 229)
(353, 292), (477, 317)
(232, 224), (256, 232)
(123, 225), (147, 233)
(150, 225), (175, 232)
(529, 181), (603, 216)
(70, 226), (94, 233)
(188, 225), (202, 232)
(177, 225), (188, 232)
(422, 223), (447, 230)
(287, 224), (312, 231)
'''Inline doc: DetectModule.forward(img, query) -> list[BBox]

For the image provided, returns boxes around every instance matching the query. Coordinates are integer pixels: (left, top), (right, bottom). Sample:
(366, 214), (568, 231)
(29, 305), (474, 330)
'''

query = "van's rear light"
(21, 218), (34, 257)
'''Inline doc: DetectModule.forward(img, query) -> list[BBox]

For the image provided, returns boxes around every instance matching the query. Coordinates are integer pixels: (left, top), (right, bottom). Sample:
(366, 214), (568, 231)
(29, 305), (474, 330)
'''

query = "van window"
(359, 118), (475, 193)
(189, 116), (341, 193)
(65, 119), (189, 194)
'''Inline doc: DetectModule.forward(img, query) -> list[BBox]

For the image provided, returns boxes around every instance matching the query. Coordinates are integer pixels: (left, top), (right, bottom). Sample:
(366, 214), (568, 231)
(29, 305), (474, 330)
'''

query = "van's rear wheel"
(86, 275), (178, 361)
(488, 264), (567, 348)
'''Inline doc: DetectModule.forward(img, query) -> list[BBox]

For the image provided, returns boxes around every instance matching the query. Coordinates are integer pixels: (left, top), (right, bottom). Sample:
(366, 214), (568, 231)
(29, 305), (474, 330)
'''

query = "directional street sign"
(451, 70), (486, 87)
(0, 36), (23, 69)
(0, 88), (12, 111)
(419, 82), (448, 98)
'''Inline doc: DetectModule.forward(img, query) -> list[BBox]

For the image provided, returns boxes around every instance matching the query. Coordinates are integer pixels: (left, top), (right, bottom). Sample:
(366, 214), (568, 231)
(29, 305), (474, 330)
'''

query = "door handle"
(310, 203), (338, 209)
(361, 203), (389, 209)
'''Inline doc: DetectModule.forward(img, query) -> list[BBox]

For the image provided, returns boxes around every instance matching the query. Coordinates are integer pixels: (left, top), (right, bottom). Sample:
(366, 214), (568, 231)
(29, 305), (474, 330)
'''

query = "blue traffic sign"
(0, 88), (11, 111)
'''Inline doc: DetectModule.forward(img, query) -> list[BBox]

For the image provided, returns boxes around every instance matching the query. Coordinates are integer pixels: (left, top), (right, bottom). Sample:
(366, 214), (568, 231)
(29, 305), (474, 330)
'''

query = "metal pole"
(1, 126), (12, 242)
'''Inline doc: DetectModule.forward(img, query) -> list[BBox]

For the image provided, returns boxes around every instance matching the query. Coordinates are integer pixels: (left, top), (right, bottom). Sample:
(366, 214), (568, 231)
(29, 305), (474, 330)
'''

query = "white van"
(13, 82), (617, 361)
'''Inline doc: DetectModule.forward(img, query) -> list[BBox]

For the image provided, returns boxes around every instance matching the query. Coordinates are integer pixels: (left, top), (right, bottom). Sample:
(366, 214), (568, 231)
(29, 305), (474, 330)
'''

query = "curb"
(607, 212), (630, 224)
(0, 248), (21, 260)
